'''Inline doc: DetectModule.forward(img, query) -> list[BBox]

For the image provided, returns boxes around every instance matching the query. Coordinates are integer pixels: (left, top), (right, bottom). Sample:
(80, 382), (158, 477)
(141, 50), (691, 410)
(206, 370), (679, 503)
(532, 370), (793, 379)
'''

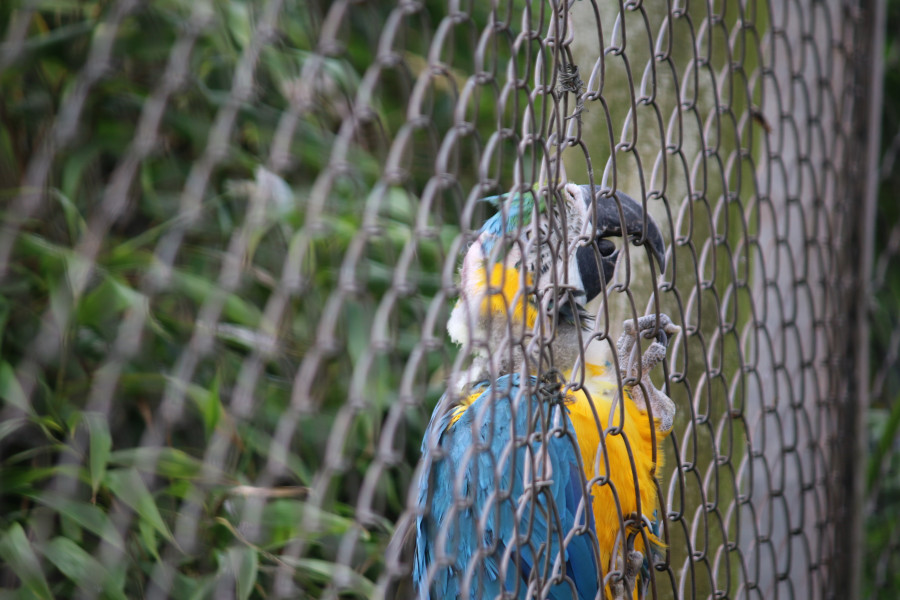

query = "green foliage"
(865, 0), (900, 596)
(0, 0), (479, 596)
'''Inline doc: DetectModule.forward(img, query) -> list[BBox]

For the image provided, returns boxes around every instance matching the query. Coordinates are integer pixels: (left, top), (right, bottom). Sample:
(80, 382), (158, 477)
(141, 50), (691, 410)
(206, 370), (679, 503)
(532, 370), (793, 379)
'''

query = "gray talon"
(617, 314), (680, 433)
(611, 549), (644, 600)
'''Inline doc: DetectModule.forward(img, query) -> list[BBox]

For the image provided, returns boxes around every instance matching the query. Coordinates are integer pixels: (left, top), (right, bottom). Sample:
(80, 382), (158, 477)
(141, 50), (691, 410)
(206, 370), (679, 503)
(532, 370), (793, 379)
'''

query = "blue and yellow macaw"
(414, 183), (679, 599)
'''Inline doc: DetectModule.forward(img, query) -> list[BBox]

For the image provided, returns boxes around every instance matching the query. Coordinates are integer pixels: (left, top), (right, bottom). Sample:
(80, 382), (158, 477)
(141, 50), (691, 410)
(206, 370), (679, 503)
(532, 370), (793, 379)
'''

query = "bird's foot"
(537, 369), (567, 405)
(617, 314), (680, 433)
(610, 549), (644, 600)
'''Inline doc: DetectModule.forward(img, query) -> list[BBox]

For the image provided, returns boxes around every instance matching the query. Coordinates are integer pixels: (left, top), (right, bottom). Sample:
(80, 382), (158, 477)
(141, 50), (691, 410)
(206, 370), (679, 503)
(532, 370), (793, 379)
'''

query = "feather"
(414, 374), (600, 600)
(476, 189), (546, 256)
(567, 362), (669, 598)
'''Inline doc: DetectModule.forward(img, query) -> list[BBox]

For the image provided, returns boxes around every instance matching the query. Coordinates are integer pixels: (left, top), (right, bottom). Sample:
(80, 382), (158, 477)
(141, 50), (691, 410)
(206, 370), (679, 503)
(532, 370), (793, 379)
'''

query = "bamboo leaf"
(84, 412), (112, 498)
(184, 374), (223, 438)
(42, 537), (127, 600)
(0, 417), (27, 444)
(0, 523), (53, 599)
(279, 556), (375, 598)
(109, 447), (219, 481)
(77, 276), (146, 327)
(104, 468), (176, 546)
(0, 361), (30, 414)
(32, 494), (126, 551)
(168, 269), (262, 327)
(224, 546), (258, 600)
(259, 498), (364, 548)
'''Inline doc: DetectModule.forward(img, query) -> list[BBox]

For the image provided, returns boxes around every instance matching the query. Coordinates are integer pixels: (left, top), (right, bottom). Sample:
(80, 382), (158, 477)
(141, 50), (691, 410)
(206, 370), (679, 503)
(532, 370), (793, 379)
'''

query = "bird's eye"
(597, 238), (617, 257)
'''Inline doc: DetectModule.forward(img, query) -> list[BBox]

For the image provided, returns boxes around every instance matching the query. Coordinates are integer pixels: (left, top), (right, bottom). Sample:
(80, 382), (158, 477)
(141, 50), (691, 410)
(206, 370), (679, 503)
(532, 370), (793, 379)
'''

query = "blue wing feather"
(414, 375), (600, 599)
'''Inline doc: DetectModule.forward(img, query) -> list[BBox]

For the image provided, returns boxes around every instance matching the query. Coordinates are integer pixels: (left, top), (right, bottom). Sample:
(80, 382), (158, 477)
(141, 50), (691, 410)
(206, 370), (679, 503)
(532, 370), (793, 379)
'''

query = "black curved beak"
(573, 185), (666, 303)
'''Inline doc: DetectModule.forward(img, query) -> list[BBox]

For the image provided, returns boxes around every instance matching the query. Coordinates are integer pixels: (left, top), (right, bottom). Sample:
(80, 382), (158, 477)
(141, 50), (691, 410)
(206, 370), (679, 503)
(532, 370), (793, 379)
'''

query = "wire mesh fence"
(0, 0), (886, 599)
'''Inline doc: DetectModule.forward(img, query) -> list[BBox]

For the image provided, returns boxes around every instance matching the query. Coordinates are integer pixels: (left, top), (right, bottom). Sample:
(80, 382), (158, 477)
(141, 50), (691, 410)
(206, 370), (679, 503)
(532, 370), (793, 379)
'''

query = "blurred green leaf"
(280, 556), (375, 598)
(239, 425), (312, 485)
(869, 396), (900, 489)
(184, 373), (223, 439)
(222, 546), (258, 600)
(31, 0), (87, 11)
(59, 148), (98, 219)
(222, 2), (251, 51)
(0, 416), (27, 444)
(0, 523), (53, 599)
(48, 190), (86, 244)
(32, 494), (126, 551)
(18, 232), (70, 266)
(77, 276), (146, 327)
(165, 564), (217, 600)
(169, 269), (262, 328)
(138, 515), (161, 561)
(0, 361), (30, 414)
(257, 498), (363, 550)
(41, 536), (127, 600)
(21, 18), (93, 53)
(104, 468), (176, 546)
(84, 412), (112, 498)
(109, 447), (217, 482)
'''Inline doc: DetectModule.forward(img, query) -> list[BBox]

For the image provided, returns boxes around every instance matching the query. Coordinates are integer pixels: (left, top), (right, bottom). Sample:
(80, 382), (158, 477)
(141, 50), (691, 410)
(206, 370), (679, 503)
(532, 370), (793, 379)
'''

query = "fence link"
(0, 1), (884, 599)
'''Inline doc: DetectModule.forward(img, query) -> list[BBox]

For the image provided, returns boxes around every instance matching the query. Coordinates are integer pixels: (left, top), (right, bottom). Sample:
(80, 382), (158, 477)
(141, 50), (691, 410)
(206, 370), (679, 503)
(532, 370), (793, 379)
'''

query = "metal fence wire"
(0, 1), (886, 599)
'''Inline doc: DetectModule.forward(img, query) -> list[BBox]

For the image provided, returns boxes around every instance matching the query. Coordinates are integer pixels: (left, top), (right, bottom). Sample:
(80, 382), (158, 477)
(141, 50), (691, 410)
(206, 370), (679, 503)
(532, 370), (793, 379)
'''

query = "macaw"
(414, 183), (679, 600)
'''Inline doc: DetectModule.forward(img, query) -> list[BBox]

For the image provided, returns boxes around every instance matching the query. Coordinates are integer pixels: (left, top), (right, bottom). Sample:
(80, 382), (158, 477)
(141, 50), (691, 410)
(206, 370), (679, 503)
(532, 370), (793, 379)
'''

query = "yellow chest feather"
(568, 363), (668, 591)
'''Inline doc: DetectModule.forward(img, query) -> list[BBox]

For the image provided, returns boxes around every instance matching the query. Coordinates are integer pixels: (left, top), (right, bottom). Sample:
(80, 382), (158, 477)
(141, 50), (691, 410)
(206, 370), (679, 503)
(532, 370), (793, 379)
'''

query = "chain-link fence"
(0, 1), (888, 599)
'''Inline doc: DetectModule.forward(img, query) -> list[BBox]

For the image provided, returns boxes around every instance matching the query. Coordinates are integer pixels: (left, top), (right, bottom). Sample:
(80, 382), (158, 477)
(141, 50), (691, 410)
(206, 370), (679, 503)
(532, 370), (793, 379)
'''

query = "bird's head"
(563, 183), (666, 306)
(447, 184), (665, 386)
